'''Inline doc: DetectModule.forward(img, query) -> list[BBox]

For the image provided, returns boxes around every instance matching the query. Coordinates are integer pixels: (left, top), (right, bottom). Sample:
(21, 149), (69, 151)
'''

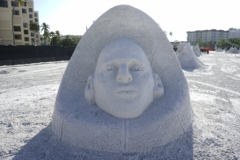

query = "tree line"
(38, 23), (81, 47)
(216, 38), (240, 50)
(196, 38), (240, 49)
(29, 22), (81, 46)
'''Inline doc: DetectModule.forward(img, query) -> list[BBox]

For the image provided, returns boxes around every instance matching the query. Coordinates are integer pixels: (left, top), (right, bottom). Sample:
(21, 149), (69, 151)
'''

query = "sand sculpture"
(227, 47), (239, 54)
(176, 43), (204, 70)
(216, 48), (223, 52)
(192, 44), (201, 57)
(226, 47), (233, 53)
(52, 5), (193, 153)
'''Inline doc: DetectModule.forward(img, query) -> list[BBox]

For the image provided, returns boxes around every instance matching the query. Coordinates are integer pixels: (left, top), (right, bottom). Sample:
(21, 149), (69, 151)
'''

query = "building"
(228, 28), (240, 39)
(60, 35), (82, 39)
(0, 0), (40, 45)
(187, 29), (229, 45)
(170, 41), (187, 49)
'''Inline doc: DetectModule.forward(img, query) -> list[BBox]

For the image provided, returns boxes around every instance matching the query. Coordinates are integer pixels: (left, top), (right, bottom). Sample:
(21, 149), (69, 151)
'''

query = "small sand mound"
(227, 47), (239, 54)
(0, 70), (9, 74)
(176, 43), (204, 70)
(216, 48), (223, 52)
(19, 70), (27, 72)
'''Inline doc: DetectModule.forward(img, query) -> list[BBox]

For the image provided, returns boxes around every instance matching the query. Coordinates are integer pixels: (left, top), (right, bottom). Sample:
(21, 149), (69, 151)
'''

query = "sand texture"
(1, 52), (240, 159)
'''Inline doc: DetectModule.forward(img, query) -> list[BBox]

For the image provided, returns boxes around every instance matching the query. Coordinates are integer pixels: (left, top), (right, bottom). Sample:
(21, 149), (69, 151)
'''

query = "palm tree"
(29, 22), (39, 45)
(53, 30), (61, 46)
(12, 0), (28, 45)
(65, 35), (72, 46)
(40, 35), (44, 45)
(49, 31), (55, 45)
(43, 31), (50, 45)
(41, 23), (50, 45)
(55, 30), (60, 37)
(41, 23), (50, 33)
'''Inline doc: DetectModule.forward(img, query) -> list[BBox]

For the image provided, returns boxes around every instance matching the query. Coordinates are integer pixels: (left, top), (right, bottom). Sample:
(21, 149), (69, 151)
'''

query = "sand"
(0, 51), (240, 159)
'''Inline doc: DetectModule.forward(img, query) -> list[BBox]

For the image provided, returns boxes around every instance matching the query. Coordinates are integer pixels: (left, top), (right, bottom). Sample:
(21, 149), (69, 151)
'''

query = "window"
(13, 10), (19, 15)
(14, 26), (21, 31)
(34, 13), (38, 17)
(23, 2), (27, 6)
(23, 23), (28, 28)
(24, 37), (29, 41)
(31, 38), (35, 42)
(36, 34), (38, 38)
(31, 32), (34, 37)
(30, 20), (33, 23)
(11, 1), (19, 7)
(0, 1), (8, 8)
(22, 9), (27, 14)
(24, 30), (28, 34)
(29, 8), (33, 12)
(14, 34), (22, 40)
(29, 14), (32, 18)
(34, 18), (38, 22)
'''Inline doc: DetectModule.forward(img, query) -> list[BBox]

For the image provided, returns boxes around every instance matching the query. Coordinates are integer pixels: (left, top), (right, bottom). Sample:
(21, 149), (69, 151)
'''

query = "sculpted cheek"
(95, 73), (107, 83)
(145, 74), (154, 88)
(140, 73), (154, 82)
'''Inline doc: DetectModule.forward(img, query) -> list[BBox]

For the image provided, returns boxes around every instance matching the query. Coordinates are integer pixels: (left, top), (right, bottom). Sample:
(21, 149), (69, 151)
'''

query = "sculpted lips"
(114, 87), (138, 99)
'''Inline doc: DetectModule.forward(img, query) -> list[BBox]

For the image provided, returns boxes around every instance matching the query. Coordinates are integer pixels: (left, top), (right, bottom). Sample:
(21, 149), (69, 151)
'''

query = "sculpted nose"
(116, 65), (132, 84)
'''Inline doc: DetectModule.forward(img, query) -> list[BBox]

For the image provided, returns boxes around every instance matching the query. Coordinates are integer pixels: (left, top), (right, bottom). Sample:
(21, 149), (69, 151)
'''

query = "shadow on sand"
(182, 68), (195, 72)
(12, 124), (52, 160)
(13, 123), (193, 160)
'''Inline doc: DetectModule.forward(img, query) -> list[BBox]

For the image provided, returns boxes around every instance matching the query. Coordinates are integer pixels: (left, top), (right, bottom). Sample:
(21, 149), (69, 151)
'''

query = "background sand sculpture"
(52, 5), (193, 153)
(176, 43), (204, 70)
(216, 48), (223, 52)
(192, 44), (201, 57)
(227, 47), (239, 54)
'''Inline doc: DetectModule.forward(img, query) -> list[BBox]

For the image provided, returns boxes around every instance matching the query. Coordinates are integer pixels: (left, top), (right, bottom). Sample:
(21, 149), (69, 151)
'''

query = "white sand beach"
(0, 51), (240, 159)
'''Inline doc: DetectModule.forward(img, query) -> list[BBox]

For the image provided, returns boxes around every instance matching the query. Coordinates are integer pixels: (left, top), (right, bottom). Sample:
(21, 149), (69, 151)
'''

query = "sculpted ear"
(153, 73), (164, 99)
(84, 75), (95, 104)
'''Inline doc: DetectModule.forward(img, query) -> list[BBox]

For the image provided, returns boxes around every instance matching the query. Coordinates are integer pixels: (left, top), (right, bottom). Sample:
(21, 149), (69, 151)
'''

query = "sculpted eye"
(107, 67), (112, 71)
(105, 66), (115, 72)
(131, 65), (143, 71)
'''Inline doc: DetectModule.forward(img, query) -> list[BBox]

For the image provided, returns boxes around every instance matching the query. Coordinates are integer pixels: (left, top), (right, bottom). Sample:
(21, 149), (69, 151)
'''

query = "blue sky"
(34, 0), (239, 41)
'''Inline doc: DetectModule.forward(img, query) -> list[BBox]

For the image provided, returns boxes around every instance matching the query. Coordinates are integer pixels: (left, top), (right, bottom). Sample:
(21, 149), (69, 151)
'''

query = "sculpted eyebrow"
(102, 58), (146, 68)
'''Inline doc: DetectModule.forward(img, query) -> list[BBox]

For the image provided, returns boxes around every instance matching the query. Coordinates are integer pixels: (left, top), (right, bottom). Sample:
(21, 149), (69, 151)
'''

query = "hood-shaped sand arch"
(177, 43), (204, 70)
(52, 5), (193, 153)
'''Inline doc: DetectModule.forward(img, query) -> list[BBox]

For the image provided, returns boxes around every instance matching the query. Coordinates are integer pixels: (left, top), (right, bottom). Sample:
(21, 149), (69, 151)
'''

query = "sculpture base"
(52, 78), (193, 153)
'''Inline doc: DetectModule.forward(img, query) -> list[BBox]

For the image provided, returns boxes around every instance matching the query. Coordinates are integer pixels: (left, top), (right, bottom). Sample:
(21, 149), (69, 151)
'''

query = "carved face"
(85, 39), (164, 119)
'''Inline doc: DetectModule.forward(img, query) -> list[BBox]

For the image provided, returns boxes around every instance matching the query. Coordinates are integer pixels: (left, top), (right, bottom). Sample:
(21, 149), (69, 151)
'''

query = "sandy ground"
(0, 51), (240, 159)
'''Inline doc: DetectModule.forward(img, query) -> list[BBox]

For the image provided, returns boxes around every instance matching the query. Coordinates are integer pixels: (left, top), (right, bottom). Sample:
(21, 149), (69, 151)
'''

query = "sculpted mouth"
(114, 87), (138, 99)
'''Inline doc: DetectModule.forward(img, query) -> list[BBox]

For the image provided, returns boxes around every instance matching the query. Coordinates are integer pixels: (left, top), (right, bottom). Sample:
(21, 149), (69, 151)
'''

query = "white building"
(228, 28), (240, 39)
(187, 28), (240, 45)
(0, 0), (40, 45)
(60, 35), (82, 39)
(187, 29), (229, 45)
